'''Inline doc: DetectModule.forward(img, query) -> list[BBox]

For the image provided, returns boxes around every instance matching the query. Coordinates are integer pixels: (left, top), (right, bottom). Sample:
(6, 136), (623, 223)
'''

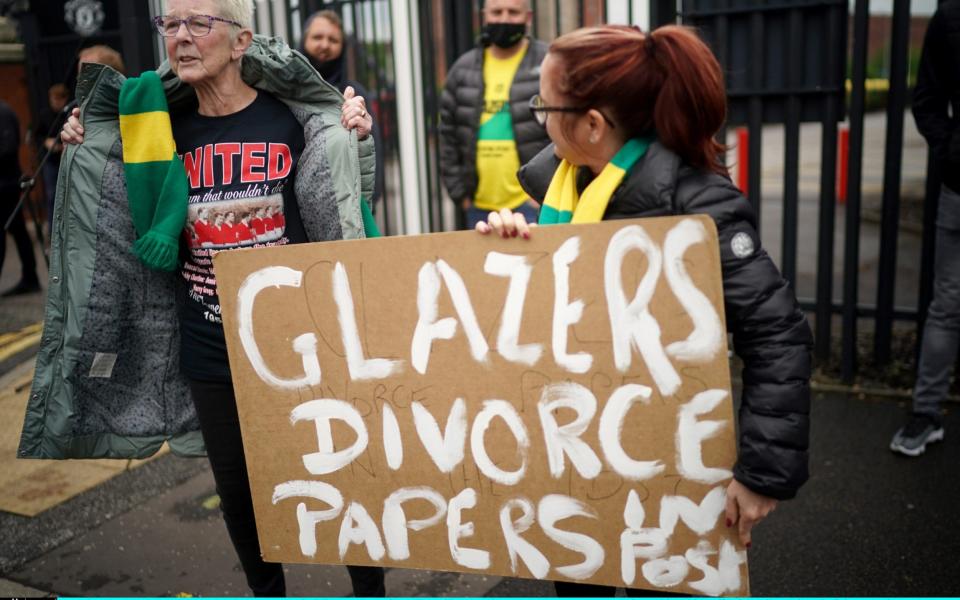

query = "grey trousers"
(914, 185), (960, 423)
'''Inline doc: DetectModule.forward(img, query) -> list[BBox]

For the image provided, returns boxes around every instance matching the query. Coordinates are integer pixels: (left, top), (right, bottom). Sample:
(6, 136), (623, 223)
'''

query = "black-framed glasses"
(528, 94), (616, 129)
(153, 14), (242, 37)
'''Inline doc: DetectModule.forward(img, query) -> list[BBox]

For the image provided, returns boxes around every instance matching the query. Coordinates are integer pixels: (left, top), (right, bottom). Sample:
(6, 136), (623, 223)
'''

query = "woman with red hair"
(478, 25), (812, 596)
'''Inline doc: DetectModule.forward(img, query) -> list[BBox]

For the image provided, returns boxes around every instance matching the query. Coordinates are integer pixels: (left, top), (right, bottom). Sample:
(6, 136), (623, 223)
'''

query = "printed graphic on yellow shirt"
(475, 46), (528, 212)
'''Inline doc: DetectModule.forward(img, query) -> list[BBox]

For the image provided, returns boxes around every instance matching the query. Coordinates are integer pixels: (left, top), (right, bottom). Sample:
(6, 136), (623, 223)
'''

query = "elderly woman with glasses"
(53, 0), (383, 596)
(478, 25), (813, 597)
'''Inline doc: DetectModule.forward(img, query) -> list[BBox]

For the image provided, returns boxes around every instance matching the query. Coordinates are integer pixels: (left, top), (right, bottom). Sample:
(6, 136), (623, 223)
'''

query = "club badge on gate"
(64, 0), (105, 37)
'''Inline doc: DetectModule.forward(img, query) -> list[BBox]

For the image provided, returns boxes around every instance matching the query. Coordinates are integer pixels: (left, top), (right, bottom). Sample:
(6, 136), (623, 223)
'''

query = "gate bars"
(253, 0), (932, 381)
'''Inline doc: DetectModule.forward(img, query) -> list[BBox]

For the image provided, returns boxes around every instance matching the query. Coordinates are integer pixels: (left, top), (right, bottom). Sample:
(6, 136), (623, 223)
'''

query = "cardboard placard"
(215, 215), (749, 597)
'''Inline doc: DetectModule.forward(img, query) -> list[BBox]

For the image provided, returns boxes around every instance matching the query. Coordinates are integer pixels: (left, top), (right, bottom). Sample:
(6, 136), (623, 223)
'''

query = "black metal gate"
(16, 0), (154, 123)
(425, 0), (936, 382)
(14, 0), (939, 382)
(686, 0), (935, 382)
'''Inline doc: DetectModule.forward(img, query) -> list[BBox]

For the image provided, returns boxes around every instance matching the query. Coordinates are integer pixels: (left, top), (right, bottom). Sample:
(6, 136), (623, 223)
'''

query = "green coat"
(18, 36), (376, 459)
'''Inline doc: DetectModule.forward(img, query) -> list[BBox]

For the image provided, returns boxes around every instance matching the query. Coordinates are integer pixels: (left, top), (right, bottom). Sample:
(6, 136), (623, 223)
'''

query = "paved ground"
(0, 110), (954, 597)
(1, 388), (957, 597)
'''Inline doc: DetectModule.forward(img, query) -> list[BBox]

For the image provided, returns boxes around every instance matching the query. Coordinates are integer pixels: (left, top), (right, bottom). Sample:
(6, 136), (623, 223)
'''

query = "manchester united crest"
(64, 0), (105, 37)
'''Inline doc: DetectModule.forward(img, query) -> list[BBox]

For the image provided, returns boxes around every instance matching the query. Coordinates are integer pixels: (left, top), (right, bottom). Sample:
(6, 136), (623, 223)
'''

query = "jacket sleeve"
(912, 9), (954, 164)
(683, 175), (813, 501)
(439, 65), (468, 203)
(358, 129), (376, 205)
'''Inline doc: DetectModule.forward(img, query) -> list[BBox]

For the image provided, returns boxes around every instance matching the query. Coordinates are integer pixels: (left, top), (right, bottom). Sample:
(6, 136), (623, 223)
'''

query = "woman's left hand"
(341, 86), (372, 140)
(476, 207), (536, 239)
(724, 479), (778, 548)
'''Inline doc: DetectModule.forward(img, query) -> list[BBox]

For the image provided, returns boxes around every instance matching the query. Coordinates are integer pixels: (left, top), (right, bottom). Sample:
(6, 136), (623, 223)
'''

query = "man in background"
(439, 0), (550, 229)
(78, 44), (125, 74)
(0, 98), (40, 297)
(33, 83), (69, 233)
(890, 0), (960, 456)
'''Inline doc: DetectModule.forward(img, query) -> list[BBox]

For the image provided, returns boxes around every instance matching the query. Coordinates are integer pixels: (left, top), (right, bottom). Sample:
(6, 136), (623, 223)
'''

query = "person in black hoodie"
(889, 0), (960, 457)
(301, 9), (384, 207)
(1, 99), (41, 297)
(477, 24), (812, 596)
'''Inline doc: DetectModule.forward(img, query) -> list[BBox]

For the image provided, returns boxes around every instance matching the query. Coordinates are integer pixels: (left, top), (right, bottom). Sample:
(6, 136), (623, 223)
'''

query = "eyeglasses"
(528, 94), (616, 129)
(153, 14), (242, 37)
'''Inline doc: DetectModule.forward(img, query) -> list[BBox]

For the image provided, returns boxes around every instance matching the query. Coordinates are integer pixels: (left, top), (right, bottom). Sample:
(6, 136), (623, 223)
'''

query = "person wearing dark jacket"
(301, 9), (384, 207)
(439, 0), (550, 229)
(477, 24), (812, 596)
(33, 84), (69, 235)
(890, 1), (960, 456)
(0, 99), (41, 297)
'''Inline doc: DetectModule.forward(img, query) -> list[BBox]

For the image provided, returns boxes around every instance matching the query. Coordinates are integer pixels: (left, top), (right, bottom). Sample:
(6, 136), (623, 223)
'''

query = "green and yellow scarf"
(538, 137), (652, 225)
(118, 70), (188, 272)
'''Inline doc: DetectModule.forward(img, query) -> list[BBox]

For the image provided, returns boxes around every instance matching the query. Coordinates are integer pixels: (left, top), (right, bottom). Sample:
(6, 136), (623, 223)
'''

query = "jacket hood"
(154, 35), (346, 112)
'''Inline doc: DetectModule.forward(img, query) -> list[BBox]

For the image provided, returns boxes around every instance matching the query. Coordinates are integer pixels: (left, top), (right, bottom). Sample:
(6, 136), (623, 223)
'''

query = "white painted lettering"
(552, 237), (593, 373)
(412, 398), (467, 473)
(471, 400), (530, 486)
(333, 262), (404, 380)
(338, 501), (386, 561)
(538, 382), (602, 480)
(538, 494), (605, 580)
(237, 267), (322, 390)
(663, 219), (723, 364)
(604, 226), (681, 396)
(272, 481), (344, 558)
(620, 489), (668, 585)
(599, 384), (665, 481)
(484, 252), (543, 366)
(382, 487), (447, 561)
(500, 497), (550, 579)
(291, 399), (369, 475)
(676, 390), (733, 484)
(447, 488), (491, 570)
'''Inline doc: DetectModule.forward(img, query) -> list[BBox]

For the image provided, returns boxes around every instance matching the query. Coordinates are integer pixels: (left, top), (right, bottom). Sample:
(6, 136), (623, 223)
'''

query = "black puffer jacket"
(518, 142), (813, 501)
(439, 38), (551, 203)
(913, 0), (960, 192)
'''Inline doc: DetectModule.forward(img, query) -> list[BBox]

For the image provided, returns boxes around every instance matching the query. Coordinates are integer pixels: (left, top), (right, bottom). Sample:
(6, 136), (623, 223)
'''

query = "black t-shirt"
(173, 91), (308, 382)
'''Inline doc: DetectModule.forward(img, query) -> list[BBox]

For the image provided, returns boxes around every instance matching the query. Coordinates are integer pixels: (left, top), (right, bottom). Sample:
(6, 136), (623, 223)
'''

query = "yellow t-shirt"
(474, 43), (529, 212)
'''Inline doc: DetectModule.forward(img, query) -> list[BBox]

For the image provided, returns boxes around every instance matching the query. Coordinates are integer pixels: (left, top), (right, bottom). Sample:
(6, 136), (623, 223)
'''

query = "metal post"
(747, 11), (763, 221)
(118, 0), (157, 75)
(418, 0), (443, 233)
(841, 0), (870, 382)
(650, 0), (676, 27)
(873, 0), (910, 365)
(392, 0), (428, 234)
(814, 4), (843, 363)
(444, 0), (476, 71)
(781, 8), (802, 288)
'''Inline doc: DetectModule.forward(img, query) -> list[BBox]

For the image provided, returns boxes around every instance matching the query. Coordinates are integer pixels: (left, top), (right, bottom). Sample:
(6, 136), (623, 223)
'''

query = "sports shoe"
(890, 414), (944, 457)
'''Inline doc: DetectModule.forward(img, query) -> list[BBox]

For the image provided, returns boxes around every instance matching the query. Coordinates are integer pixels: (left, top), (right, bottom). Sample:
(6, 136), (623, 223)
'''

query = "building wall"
(0, 58), (45, 207)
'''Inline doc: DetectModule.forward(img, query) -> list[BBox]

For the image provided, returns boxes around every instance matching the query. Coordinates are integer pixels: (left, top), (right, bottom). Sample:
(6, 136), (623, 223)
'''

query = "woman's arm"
(681, 173), (813, 544)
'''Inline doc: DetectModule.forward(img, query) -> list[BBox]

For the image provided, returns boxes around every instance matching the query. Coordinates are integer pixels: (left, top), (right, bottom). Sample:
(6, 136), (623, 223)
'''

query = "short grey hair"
(215, 0), (254, 29)
(164, 0), (254, 29)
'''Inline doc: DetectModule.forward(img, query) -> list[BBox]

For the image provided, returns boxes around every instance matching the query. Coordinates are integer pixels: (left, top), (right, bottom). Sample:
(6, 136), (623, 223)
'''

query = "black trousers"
(190, 380), (386, 597)
(0, 182), (38, 285)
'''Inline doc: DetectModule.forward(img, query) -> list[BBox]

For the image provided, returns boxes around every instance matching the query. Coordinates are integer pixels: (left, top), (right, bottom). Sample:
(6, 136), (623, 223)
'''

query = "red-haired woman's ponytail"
(648, 26), (728, 176)
(549, 25), (728, 176)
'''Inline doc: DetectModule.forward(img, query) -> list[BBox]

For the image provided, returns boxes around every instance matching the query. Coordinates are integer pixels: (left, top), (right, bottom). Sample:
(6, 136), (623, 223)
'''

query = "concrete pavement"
(1, 387), (957, 596)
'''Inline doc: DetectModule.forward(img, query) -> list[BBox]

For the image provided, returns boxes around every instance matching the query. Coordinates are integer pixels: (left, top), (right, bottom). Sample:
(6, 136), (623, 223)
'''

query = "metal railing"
(19, 0), (939, 381)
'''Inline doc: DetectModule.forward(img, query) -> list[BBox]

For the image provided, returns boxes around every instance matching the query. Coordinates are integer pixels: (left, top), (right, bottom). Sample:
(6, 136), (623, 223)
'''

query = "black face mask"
(481, 22), (526, 49)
